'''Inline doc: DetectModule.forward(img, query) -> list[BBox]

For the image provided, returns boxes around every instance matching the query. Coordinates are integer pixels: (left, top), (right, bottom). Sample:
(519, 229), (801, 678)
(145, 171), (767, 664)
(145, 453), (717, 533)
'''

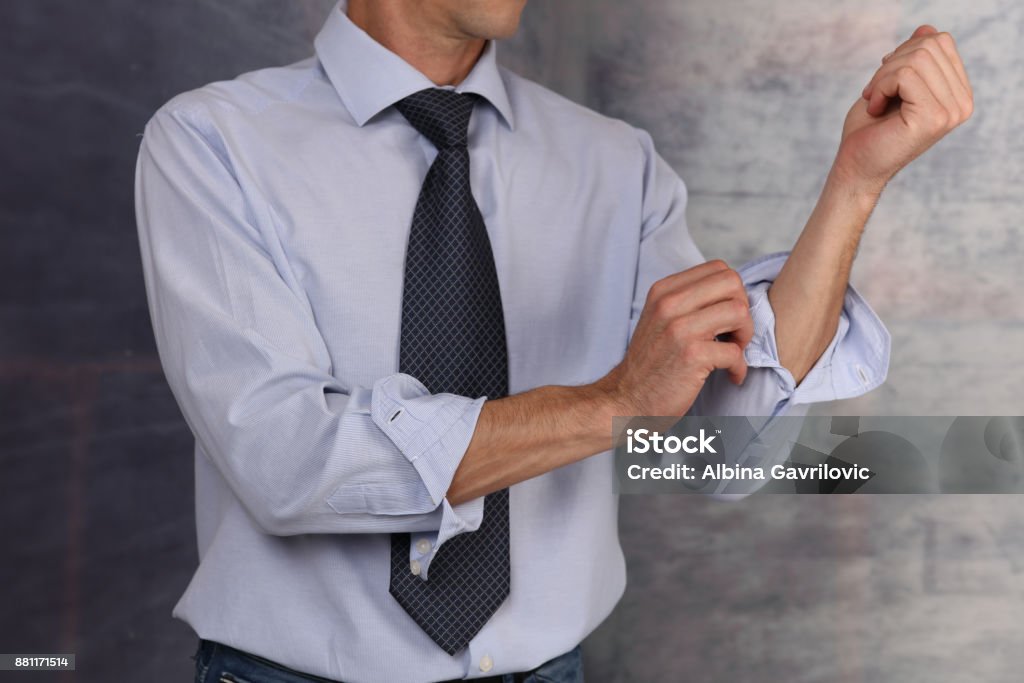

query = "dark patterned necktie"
(389, 88), (511, 655)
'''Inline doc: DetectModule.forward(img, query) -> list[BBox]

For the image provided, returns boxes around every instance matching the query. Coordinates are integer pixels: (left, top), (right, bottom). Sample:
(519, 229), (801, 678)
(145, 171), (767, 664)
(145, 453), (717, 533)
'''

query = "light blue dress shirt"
(133, 2), (890, 681)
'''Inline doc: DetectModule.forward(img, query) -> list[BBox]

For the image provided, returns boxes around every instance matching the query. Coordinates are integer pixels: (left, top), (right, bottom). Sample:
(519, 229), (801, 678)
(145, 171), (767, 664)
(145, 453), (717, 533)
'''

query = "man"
(134, 0), (972, 681)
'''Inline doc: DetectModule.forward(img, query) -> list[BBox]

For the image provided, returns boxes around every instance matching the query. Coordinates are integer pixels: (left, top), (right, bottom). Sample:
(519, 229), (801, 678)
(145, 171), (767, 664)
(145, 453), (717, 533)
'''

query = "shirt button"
(416, 538), (432, 555)
(410, 560), (421, 576)
(479, 654), (493, 673)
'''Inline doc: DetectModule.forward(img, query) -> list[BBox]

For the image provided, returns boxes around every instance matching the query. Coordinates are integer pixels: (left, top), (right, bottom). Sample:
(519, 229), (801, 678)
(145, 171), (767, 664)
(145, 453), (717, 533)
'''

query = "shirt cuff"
(371, 373), (486, 580)
(406, 497), (485, 581)
(738, 251), (891, 407)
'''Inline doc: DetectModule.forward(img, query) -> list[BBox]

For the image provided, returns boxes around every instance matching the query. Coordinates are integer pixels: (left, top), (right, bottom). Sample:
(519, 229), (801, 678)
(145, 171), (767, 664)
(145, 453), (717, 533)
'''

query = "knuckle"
(732, 298), (750, 319)
(937, 32), (956, 50)
(947, 103), (962, 123)
(652, 295), (675, 320)
(707, 258), (729, 272)
(927, 113), (949, 134)
(920, 111), (942, 133)
(909, 47), (934, 66)
(731, 344), (745, 364)
(667, 317), (691, 343)
(679, 342), (702, 364)
(714, 268), (743, 294)
(647, 277), (672, 304)
(963, 97), (975, 119)
(896, 65), (917, 80)
(724, 268), (743, 289)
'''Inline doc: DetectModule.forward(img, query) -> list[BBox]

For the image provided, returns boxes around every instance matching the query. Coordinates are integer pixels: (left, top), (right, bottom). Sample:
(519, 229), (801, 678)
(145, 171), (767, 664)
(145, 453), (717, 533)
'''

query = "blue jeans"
(193, 639), (584, 683)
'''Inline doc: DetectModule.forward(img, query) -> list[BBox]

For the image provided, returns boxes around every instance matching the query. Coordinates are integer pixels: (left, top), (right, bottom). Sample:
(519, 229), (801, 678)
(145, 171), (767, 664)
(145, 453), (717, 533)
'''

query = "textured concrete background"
(503, 0), (1024, 418)
(502, 2), (1024, 681)
(2, 1), (1022, 681)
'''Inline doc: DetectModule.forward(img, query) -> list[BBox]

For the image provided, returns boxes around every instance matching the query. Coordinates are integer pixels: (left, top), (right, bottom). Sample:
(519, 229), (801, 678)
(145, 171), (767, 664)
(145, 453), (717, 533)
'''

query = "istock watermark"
(624, 427), (719, 454)
(612, 416), (1024, 495)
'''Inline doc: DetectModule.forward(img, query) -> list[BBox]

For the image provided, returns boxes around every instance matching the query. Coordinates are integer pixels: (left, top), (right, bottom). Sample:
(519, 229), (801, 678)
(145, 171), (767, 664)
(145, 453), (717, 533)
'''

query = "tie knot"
(394, 88), (476, 150)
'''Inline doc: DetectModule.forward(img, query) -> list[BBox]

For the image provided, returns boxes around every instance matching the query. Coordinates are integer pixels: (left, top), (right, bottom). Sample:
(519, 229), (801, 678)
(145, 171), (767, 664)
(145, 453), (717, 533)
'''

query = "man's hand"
(595, 259), (753, 417)
(833, 25), (974, 195)
(448, 259), (752, 504)
(454, 29), (970, 505)
(768, 25), (971, 384)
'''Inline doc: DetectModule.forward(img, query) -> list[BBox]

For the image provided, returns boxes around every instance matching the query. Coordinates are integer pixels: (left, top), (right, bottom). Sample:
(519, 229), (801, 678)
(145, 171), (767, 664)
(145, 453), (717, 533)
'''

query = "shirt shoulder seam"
(156, 62), (321, 123)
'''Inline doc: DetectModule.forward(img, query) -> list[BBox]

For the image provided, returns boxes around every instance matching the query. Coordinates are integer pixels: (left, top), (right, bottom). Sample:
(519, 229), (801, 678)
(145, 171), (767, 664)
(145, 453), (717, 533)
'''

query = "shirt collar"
(314, 1), (515, 130)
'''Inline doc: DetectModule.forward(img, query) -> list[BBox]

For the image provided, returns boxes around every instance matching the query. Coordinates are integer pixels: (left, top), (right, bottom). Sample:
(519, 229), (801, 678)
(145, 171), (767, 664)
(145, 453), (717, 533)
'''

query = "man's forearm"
(447, 259), (757, 506)
(767, 167), (880, 384)
(447, 384), (615, 505)
(769, 24), (973, 384)
(448, 170), (877, 506)
(449, 24), (975, 506)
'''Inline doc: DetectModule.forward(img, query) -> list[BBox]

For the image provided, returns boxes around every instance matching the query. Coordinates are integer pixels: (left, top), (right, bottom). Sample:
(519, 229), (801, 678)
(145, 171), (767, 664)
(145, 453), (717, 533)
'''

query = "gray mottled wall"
(2, 1), (1021, 681)
(501, 2), (1024, 681)
(504, 0), (1024, 417)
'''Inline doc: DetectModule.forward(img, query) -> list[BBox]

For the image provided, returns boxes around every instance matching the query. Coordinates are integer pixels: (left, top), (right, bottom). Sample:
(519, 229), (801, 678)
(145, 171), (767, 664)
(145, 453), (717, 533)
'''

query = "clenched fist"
(595, 259), (753, 418)
(833, 25), (973, 194)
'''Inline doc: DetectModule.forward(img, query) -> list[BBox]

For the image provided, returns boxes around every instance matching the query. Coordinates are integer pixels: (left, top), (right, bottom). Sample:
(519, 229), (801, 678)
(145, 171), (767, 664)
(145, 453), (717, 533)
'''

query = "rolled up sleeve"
(692, 252), (890, 417)
(366, 374), (485, 579)
(744, 252), (889, 402)
(135, 104), (483, 552)
(629, 124), (890, 419)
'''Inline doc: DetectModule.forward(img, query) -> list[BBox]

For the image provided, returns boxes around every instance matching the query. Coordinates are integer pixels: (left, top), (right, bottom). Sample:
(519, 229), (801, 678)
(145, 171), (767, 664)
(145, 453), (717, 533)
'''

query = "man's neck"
(346, 1), (486, 86)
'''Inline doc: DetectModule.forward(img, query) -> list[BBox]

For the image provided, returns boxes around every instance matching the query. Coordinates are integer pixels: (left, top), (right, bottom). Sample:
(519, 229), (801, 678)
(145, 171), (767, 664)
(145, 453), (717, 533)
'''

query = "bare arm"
(448, 260), (753, 504)
(447, 385), (612, 504)
(451, 24), (974, 507)
(770, 25), (973, 382)
(767, 172), (877, 383)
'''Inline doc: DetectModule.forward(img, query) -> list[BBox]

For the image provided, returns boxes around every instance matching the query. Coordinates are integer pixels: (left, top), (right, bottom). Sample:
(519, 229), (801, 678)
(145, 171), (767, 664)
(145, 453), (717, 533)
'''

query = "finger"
(657, 268), (748, 320)
(933, 31), (972, 99)
(672, 298), (754, 348)
(908, 37), (971, 109)
(689, 340), (748, 386)
(882, 25), (936, 64)
(647, 259), (731, 304)
(865, 49), (960, 121)
(868, 63), (948, 134)
(912, 24), (938, 39)
(888, 25), (937, 63)
(866, 25), (938, 97)
(866, 33), (970, 111)
(866, 52), (948, 119)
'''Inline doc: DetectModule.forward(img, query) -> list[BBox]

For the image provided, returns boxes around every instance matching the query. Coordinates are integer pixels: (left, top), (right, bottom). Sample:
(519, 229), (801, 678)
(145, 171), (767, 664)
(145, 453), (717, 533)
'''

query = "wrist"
(821, 163), (885, 223)
(827, 156), (888, 209)
(579, 370), (630, 445)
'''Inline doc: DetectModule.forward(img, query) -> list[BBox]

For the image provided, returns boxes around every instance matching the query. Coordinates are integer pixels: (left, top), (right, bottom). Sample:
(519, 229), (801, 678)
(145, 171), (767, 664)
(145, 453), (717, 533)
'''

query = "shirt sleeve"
(628, 126), (891, 419)
(134, 105), (483, 566)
